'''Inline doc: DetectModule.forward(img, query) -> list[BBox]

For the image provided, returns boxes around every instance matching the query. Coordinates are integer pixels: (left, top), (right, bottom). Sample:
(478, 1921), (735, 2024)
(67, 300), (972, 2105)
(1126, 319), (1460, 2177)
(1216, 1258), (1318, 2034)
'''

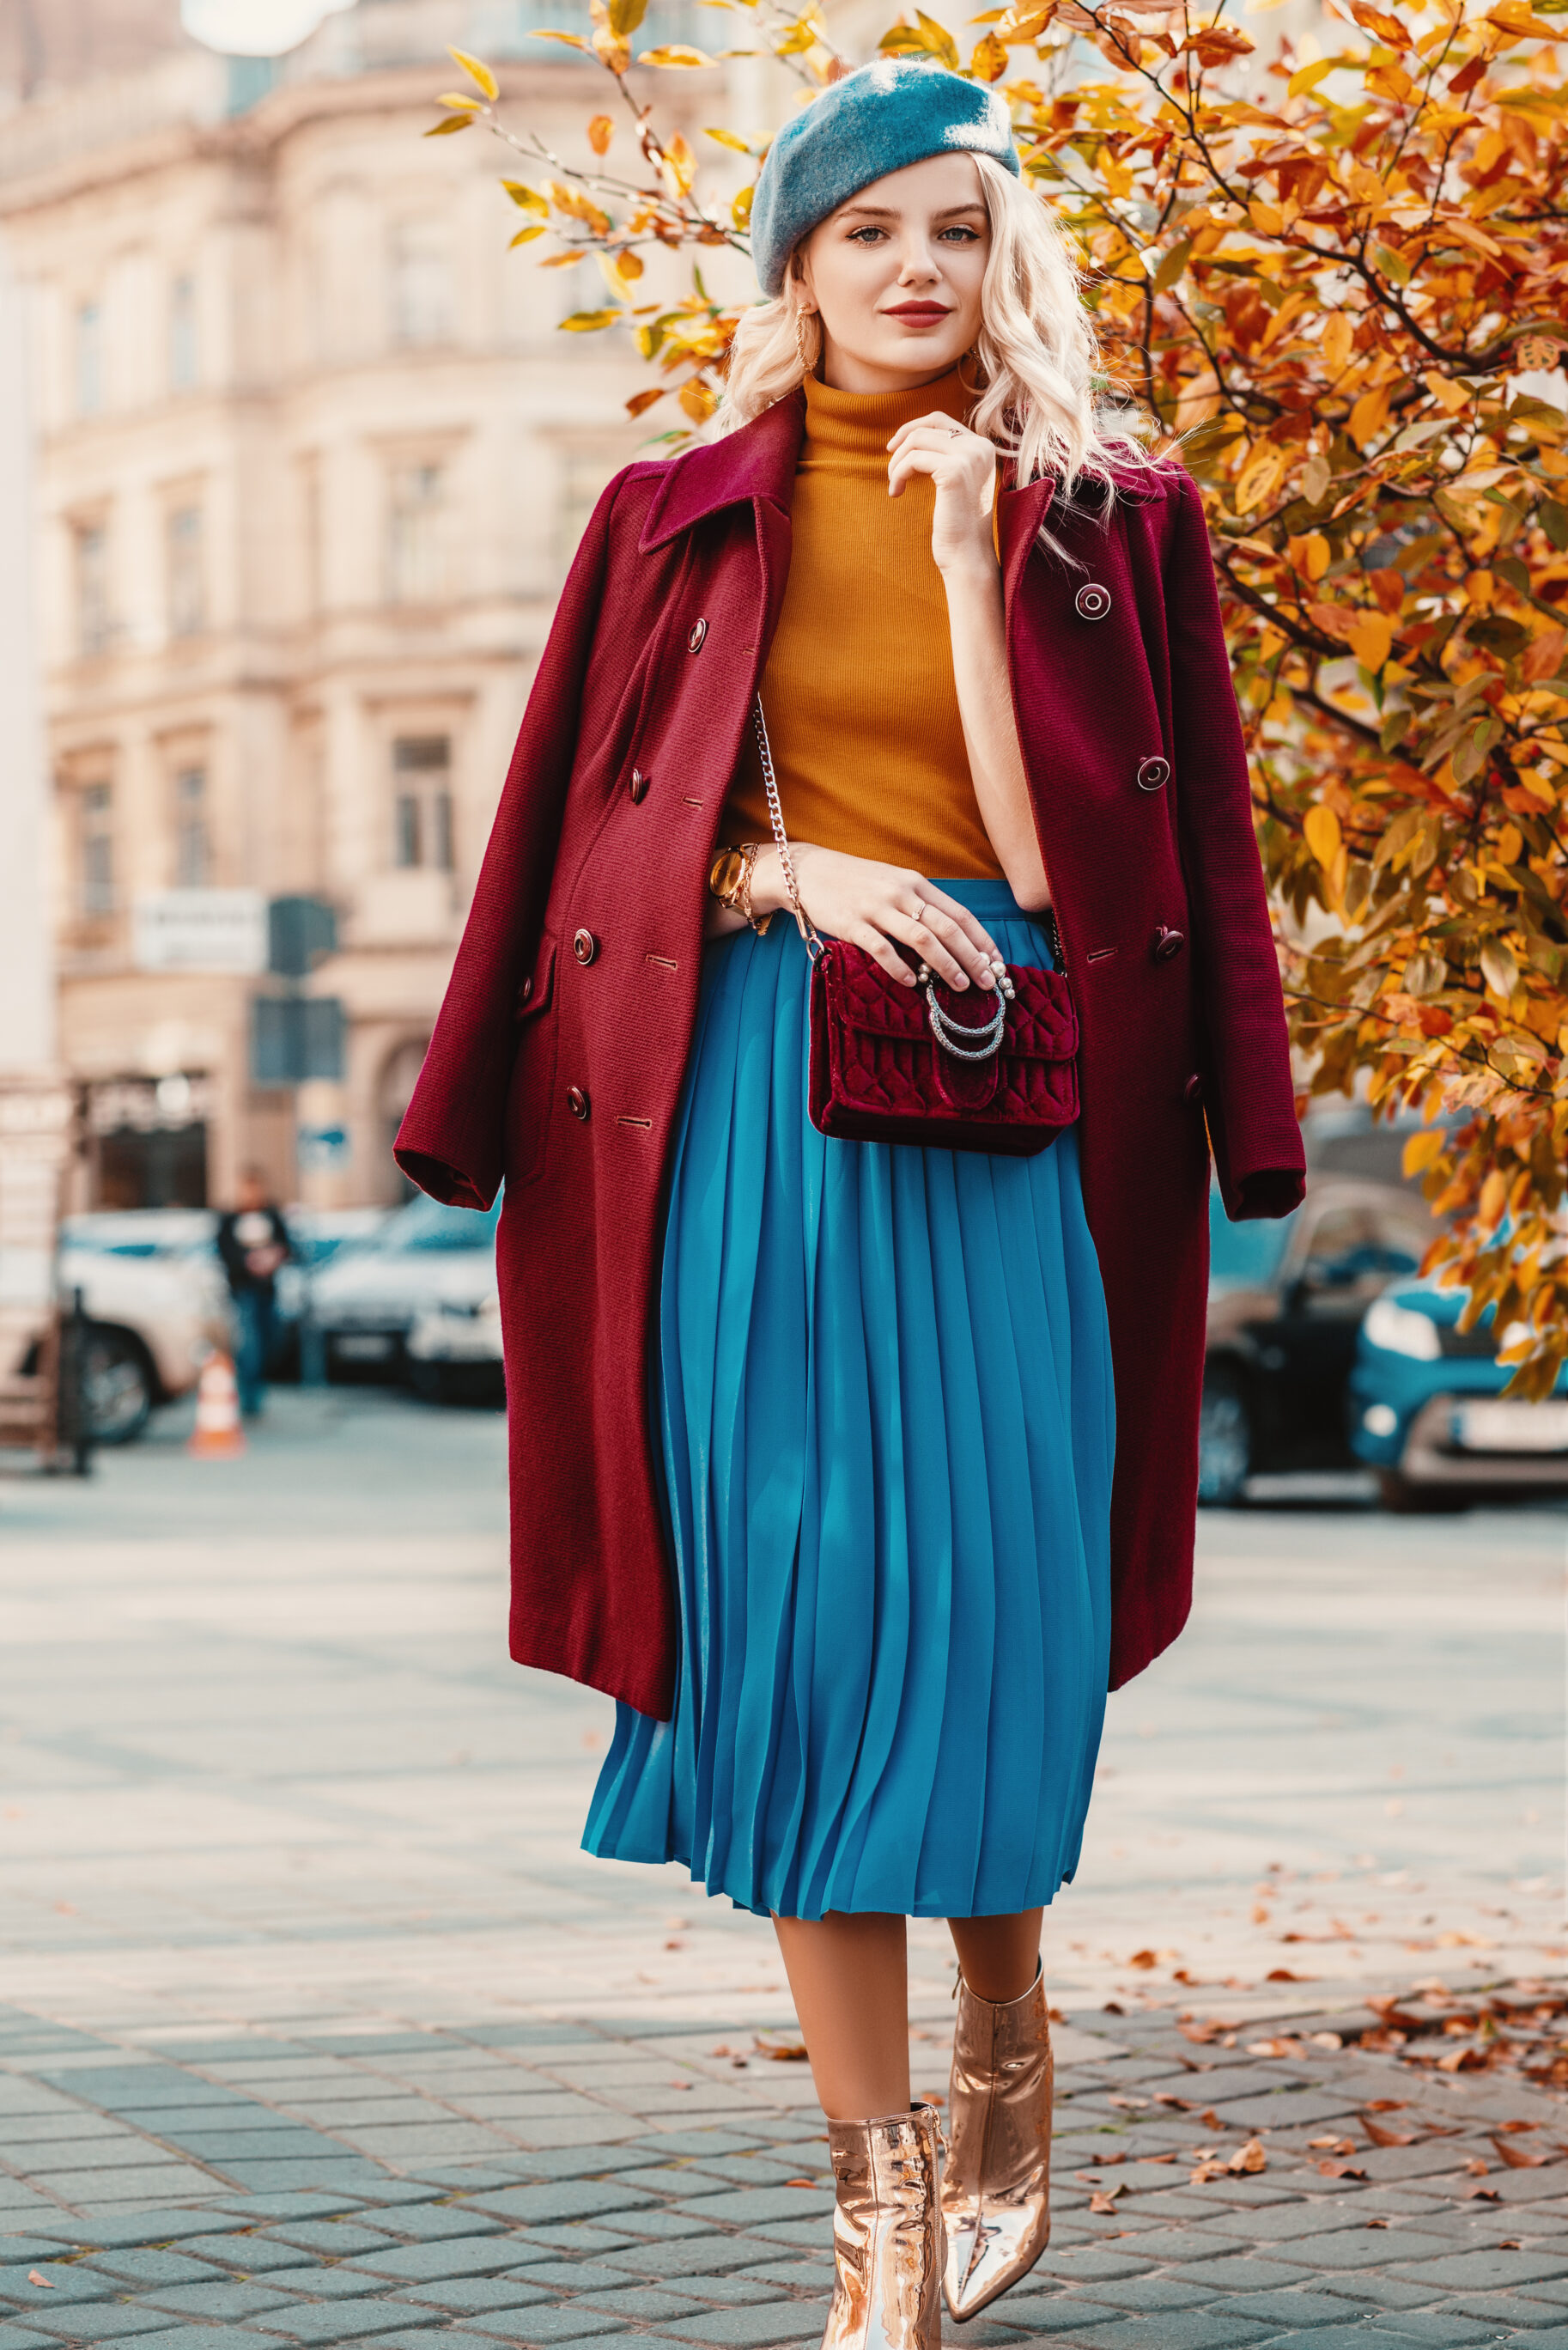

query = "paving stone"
(0, 2325), (51, 2347)
(1226, 2290), (1378, 2328)
(1061, 2274), (1214, 2313)
(605, 2238), (796, 2280)
(1249, 2331), (1435, 2350)
(607, 2211), (714, 2241)
(462, 2310), (623, 2342)
(1176, 2260), (1319, 2294)
(99, 2333), (286, 2350)
(1316, 2275), (1436, 2312)
(1442, 2295), (1568, 2329)
(39, 2213), (240, 2252)
(1468, 2332), (1568, 2350)
(79, 2247), (218, 2288)
(459, 2183), (654, 2226)
(395, 2278), (556, 2314)
(1105, 2230), (1254, 2263)
(1053, 2315), (1273, 2347)
(185, 2237), (325, 2274)
(575, 2285), (713, 2319)
(0, 2267), (112, 2307)
(658, 2308), (831, 2347)
(0, 2250), (72, 2271)
(1032, 2249), (1157, 2283)
(508, 2260), (640, 2291)
(143, 2280), (296, 2318)
(1526, 2282), (1568, 2307)
(1291, 2230), (1453, 2272)
(1358, 2317), (1501, 2345)
(671, 2190), (834, 2229)
(251, 2299), (445, 2340)
(1228, 2207), (1400, 2247)
(355, 2237), (538, 2282)
(1388, 2251), (1568, 2292)
(258, 2265), (387, 2296)
(265, 2222), (404, 2256)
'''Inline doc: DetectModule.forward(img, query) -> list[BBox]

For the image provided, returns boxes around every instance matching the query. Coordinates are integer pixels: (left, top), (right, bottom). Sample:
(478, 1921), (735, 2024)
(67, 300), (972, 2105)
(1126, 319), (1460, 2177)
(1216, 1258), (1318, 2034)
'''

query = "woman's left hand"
(886, 412), (997, 578)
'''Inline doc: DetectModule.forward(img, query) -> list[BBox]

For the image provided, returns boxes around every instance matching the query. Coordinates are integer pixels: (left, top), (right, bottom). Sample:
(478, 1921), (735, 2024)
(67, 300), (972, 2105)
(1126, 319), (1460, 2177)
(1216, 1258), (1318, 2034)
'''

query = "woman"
(396, 58), (1304, 2350)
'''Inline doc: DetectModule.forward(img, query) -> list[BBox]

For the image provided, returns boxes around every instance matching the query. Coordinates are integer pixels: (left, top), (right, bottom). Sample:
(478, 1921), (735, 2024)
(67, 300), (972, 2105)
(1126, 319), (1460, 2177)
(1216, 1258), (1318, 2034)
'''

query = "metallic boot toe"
(941, 1963), (1053, 2320)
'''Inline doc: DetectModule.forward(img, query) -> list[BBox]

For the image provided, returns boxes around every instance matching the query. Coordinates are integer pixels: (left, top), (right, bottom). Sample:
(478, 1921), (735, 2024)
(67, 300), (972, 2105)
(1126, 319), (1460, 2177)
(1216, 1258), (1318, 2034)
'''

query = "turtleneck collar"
(799, 367), (971, 470)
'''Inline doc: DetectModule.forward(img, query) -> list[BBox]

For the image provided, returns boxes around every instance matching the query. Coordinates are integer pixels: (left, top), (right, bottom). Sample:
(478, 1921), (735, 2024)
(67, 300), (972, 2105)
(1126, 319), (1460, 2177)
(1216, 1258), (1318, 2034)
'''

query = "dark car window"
(1303, 1203), (1425, 1290)
(383, 1196), (501, 1253)
(1208, 1188), (1298, 1288)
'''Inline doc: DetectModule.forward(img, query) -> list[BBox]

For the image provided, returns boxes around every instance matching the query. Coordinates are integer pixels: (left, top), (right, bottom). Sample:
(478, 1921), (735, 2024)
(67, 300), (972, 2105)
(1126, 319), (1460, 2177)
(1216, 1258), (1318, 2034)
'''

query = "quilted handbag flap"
(820, 948), (1077, 1062)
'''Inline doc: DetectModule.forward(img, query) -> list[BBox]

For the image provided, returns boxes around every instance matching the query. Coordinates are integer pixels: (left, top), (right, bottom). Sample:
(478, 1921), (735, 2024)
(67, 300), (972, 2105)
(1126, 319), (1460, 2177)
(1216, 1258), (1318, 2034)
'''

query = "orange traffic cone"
(188, 1350), (246, 1457)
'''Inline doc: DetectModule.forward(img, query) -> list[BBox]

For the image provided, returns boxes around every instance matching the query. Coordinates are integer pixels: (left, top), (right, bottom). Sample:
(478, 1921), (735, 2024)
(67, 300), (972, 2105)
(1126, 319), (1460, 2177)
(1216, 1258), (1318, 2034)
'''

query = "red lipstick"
(884, 302), (952, 326)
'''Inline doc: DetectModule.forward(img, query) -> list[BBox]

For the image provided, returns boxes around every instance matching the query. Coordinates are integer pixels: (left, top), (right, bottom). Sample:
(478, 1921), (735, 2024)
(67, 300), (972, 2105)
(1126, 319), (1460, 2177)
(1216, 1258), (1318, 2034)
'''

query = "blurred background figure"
(216, 1166), (290, 1415)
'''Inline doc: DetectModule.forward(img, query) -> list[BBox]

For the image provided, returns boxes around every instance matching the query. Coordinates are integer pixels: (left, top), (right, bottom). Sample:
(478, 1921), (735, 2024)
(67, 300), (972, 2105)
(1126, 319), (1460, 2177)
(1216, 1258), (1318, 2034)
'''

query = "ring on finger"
(911, 899), (926, 922)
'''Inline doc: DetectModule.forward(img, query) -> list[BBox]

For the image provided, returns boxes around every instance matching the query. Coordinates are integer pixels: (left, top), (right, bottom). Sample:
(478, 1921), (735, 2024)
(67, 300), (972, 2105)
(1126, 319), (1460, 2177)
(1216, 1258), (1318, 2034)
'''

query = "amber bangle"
(709, 842), (771, 935)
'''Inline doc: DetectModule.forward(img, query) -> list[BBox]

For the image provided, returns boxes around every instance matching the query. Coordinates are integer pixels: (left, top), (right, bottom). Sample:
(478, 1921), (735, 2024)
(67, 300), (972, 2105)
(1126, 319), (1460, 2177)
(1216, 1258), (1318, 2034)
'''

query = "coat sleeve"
(392, 478), (617, 1211)
(1164, 470), (1305, 1222)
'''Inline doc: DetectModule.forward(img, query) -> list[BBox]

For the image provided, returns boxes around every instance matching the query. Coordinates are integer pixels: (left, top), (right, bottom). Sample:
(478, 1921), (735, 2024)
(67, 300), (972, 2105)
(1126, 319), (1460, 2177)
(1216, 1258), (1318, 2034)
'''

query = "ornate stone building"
(1, 0), (729, 1208)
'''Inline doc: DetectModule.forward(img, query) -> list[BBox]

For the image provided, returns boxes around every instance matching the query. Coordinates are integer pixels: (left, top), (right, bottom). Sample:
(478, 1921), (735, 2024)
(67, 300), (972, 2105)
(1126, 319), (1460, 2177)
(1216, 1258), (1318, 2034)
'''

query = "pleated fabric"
(581, 880), (1115, 1921)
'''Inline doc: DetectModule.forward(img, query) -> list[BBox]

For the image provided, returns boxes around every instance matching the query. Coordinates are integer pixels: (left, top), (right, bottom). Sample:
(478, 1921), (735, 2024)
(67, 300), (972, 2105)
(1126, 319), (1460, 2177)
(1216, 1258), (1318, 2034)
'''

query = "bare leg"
(947, 1908), (1043, 2002)
(773, 1912), (911, 2121)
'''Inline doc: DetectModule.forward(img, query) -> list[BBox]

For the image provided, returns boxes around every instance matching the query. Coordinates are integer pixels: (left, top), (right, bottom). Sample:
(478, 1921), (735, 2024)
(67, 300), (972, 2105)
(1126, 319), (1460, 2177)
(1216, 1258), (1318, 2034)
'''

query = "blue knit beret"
(751, 59), (1020, 300)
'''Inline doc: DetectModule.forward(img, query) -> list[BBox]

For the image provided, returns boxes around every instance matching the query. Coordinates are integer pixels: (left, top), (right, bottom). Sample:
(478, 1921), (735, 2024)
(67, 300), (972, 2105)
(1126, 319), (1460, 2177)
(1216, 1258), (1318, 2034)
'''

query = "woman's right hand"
(752, 843), (1000, 990)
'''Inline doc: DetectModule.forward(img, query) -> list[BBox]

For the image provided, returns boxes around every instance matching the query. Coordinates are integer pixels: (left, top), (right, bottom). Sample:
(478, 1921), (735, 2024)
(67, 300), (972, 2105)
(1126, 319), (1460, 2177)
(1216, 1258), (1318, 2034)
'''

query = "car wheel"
(1377, 1469), (1468, 1514)
(1198, 1366), (1253, 1506)
(81, 1325), (154, 1445)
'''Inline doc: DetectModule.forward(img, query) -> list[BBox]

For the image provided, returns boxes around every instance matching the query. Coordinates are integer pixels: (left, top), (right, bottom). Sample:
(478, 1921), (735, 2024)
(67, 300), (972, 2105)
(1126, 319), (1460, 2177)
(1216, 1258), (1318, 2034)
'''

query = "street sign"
(251, 995), (345, 1087)
(268, 896), (337, 979)
(133, 889), (267, 974)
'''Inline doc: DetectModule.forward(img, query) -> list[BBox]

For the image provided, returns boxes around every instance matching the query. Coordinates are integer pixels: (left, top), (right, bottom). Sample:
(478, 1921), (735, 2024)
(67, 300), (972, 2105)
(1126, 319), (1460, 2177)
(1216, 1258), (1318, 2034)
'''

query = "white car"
(57, 1212), (233, 1443)
(307, 1195), (501, 1383)
(406, 1288), (503, 1406)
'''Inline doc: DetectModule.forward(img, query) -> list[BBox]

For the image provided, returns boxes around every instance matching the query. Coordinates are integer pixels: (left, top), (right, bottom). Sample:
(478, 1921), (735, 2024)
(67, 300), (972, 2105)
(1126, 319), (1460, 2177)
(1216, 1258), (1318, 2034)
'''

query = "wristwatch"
(708, 843), (771, 934)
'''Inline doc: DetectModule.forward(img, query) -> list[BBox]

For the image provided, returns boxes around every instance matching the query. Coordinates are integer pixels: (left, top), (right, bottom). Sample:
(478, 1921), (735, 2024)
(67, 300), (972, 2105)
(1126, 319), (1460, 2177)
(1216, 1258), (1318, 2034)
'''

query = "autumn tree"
(433, 0), (1568, 1388)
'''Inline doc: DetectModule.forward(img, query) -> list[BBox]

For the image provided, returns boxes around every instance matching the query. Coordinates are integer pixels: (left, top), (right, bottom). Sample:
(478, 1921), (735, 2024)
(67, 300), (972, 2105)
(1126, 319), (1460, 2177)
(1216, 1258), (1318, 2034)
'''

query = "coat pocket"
(505, 937), (558, 1190)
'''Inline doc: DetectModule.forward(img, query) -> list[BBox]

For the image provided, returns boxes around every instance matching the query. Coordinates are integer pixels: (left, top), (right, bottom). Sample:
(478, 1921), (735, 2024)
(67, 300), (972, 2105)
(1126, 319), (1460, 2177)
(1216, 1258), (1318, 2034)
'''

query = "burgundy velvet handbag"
(751, 699), (1079, 1159)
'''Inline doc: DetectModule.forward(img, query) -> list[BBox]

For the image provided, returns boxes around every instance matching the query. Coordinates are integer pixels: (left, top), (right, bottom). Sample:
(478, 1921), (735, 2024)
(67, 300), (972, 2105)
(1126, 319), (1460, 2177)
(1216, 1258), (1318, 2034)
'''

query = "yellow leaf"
(614, 248), (644, 280)
(448, 46), (499, 99)
(1402, 1129), (1448, 1176)
(1304, 804), (1342, 869)
(423, 113), (475, 135)
(1348, 383), (1391, 449)
(915, 9), (963, 65)
(1288, 55), (1337, 94)
(1424, 370), (1471, 414)
(704, 127), (753, 151)
(502, 180), (550, 216)
(529, 28), (593, 50)
(731, 184), (754, 230)
(508, 224), (547, 247)
(1480, 938), (1519, 1000)
(607, 0), (650, 35)
(559, 308), (623, 331)
(680, 378), (718, 421)
(1496, 822), (1522, 866)
(1303, 531), (1330, 581)
(436, 92), (482, 109)
(1322, 313), (1354, 373)
(1249, 199), (1284, 234)
(970, 27), (1010, 76)
(1479, 1169), (1509, 1224)
(588, 114), (614, 154)
(663, 132), (696, 197)
(1347, 612), (1394, 671)
(1235, 441), (1285, 513)
(639, 43), (718, 64)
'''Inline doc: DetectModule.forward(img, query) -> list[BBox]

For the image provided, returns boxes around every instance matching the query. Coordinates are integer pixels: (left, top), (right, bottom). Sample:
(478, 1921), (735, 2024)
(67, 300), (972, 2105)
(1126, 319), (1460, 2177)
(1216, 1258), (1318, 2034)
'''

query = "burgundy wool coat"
(394, 390), (1305, 1718)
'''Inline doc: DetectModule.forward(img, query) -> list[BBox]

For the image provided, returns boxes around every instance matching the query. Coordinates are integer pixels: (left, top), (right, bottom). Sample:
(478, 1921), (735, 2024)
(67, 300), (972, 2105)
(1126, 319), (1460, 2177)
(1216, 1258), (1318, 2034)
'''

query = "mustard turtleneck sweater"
(725, 368), (1005, 881)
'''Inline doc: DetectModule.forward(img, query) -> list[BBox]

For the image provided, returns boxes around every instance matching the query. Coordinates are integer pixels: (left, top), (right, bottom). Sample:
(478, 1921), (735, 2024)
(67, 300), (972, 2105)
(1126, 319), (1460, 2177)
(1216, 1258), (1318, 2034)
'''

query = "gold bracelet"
(708, 843), (771, 935)
(736, 843), (772, 935)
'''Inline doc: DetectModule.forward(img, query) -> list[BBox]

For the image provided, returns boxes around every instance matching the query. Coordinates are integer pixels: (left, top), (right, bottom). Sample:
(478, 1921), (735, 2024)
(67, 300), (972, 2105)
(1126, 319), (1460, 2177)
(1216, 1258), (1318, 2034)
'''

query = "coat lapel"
(639, 393), (805, 553)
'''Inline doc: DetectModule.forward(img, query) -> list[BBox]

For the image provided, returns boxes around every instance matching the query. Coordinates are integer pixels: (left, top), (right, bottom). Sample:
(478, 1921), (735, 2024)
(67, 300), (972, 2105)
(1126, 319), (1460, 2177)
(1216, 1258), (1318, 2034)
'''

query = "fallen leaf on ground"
(1310, 2135), (1357, 2152)
(1466, 2184), (1504, 2201)
(1495, 2120), (1541, 2133)
(1108, 2095), (1151, 2110)
(1365, 2099), (1407, 2112)
(1492, 2136), (1553, 2169)
(1267, 1968), (1313, 1982)
(1089, 2189), (1123, 2213)
(784, 2178), (817, 2188)
(1200, 2109), (1222, 2129)
(1365, 2217), (1391, 2229)
(1465, 2157), (1490, 2176)
(1127, 1949), (1158, 1969)
(1231, 2138), (1268, 2174)
(27, 2275), (52, 2291)
(1362, 2116), (1417, 2146)
(1154, 2092), (1196, 2110)
(753, 2037), (809, 2061)
(1318, 2158), (1369, 2178)
(667, 2079), (692, 2090)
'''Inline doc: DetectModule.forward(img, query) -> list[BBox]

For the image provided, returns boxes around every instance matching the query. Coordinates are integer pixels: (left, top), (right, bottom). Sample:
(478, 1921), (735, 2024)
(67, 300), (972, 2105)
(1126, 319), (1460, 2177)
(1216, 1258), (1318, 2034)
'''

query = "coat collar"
(638, 393), (805, 553)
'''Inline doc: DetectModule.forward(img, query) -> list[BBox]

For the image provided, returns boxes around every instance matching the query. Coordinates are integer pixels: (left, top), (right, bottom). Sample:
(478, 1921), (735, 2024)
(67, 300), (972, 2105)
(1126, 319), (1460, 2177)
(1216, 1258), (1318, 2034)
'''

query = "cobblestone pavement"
(1, 1388), (1564, 2347)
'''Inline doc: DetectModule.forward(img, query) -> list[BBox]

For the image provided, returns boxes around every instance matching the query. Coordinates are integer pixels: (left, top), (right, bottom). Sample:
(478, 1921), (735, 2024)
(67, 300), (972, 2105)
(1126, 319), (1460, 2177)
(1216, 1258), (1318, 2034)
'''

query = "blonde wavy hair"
(719, 151), (1157, 517)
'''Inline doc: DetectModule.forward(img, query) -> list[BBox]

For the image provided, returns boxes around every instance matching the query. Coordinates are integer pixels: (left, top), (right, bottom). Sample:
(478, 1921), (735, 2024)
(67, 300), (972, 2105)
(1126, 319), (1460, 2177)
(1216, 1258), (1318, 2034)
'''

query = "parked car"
(306, 1194), (501, 1381)
(270, 1206), (391, 1375)
(56, 1211), (232, 1443)
(1199, 1175), (1437, 1503)
(1349, 1280), (1568, 1507)
(406, 1288), (504, 1406)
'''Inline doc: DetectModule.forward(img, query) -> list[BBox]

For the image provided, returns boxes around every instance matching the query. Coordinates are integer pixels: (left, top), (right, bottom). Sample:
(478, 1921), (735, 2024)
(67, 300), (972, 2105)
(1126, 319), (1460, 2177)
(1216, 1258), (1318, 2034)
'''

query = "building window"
(390, 218), (450, 348)
(173, 767), (209, 887)
(75, 521), (110, 656)
(167, 503), (204, 636)
(169, 273), (198, 391)
(387, 461), (446, 604)
(75, 301), (102, 417)
(392, 735), (453, 872)
(80, 783), (114, 915)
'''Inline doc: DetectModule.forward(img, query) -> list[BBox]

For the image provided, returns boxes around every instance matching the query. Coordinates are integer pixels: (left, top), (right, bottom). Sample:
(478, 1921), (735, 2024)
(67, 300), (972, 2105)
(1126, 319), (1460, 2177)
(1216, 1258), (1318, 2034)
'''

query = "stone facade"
(1, 1), (739, 1209)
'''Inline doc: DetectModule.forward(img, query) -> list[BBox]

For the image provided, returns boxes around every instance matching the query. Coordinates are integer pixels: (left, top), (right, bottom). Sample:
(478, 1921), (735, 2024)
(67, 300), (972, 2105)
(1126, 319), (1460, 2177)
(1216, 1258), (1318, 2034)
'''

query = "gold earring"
(794, 307), (816, 375)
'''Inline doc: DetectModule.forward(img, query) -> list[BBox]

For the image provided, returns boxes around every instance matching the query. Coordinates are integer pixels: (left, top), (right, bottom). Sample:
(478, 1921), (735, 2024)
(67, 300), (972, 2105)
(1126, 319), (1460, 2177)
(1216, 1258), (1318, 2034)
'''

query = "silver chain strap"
(751, 696), (824, 961)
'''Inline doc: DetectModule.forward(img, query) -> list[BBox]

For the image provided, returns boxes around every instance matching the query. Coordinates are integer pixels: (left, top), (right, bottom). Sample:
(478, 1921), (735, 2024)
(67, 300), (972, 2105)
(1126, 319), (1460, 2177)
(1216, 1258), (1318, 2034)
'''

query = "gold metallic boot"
(941, 1963), (1053, 2319)
(822, 2103), (944, 2350)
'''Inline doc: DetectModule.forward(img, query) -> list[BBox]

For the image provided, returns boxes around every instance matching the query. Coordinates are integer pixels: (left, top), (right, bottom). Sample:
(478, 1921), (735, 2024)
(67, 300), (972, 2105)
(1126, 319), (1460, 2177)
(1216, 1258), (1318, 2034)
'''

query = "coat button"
(517, 975), (532, 1008)
(1136, 756), (1170, 792)
(568, 1086), (589, 1120)
(687, 618), (708, 652)
(573, 928), (599, 965)
(1152, 926), (1186, 961)
(1074, 582), (1111, 621)
(629, 766), (649, 804)
(1185, 1072), (1203, 1104)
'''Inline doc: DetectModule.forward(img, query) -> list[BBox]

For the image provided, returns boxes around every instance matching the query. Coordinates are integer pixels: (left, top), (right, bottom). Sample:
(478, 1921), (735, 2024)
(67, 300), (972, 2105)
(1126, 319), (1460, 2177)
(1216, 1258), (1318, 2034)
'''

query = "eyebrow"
(834, 201), (988, 222)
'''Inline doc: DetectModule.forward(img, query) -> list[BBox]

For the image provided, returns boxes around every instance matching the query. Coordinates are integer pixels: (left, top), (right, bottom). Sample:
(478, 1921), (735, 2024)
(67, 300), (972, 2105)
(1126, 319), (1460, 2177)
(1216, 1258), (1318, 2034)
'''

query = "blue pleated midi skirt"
(582, 880), (1115, 1921)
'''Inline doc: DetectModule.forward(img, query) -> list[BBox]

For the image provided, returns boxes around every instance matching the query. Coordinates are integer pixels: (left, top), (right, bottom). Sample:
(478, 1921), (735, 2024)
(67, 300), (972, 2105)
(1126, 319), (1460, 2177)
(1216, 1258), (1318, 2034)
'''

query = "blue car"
(1350, 1281), (1568, 1507)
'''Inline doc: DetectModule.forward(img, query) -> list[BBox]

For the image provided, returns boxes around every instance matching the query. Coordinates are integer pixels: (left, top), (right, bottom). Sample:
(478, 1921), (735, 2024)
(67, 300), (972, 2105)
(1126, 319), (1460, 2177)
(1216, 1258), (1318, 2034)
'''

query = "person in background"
(216, 1168), (291, 1418)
